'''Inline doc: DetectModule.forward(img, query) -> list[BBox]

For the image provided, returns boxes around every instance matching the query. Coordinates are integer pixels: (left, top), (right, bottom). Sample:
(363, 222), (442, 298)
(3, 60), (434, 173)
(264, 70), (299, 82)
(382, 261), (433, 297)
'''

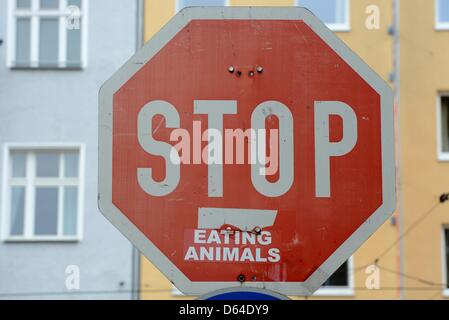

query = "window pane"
(446, 229), (449, 288)
(441, 97), (449, 152)
(11, 152), (27, 178)
(34, 187), (58, 235)
(67, 24), (82, 67)
(438, 0), (449, 23)
(39, 18), (59, 67)
(300, 0), (346, 25)
(10, 187), (26, 236)
(64, 151), (79, 177)
(40, 0), (59, 9)
(17, 0), (31, 9)
(16, 18), (31, 66)
(36, 152), (60, 177)
(178, 0), (226, 11)
(323, 260), (348, 286)
(63, 187), (78, 236)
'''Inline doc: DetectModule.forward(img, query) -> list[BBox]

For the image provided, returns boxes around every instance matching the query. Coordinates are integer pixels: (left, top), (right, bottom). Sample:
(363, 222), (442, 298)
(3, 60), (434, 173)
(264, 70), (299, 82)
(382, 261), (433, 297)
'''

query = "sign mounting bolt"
(257, 66), (264, 73)
(228, 66), (235, 73)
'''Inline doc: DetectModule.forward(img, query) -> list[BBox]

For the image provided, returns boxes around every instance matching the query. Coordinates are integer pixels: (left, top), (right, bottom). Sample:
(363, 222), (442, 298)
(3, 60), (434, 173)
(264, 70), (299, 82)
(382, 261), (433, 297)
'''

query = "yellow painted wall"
(144, 0), (175, 42)
(400, 0), (449, 300)
(140, 0), (401, 300)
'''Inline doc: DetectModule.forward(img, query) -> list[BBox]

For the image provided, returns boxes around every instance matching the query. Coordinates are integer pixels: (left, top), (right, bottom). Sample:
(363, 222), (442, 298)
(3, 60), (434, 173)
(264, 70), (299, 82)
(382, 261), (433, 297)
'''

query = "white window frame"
(1, 143), (85, 242)
(170, 257), (354, 297)
(175, 0), (230, 14)
(313, 256), (354, 297)
(6, 0), (89, 69)
(295, 0), (350, 32)
(442, 226), (449, 297)
(436, 0), (449, 30)
(436, 93), (449, 161)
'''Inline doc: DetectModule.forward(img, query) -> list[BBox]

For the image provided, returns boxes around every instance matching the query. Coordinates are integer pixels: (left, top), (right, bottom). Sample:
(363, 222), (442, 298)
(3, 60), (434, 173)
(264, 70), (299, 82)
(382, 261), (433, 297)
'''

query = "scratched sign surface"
(99, 7), (395, 295)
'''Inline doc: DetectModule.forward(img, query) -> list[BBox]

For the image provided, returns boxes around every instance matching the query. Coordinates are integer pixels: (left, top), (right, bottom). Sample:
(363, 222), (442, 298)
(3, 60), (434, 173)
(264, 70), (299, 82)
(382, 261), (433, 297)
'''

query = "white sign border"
(98, 6), (396, 296)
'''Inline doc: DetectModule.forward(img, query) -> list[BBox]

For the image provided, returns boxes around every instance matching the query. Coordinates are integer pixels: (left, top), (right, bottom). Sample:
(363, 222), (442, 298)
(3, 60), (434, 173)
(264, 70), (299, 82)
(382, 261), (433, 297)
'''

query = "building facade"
(0, 0), (139, 299)
(399, 0), (449, 299)
(139, 0), (403, 300)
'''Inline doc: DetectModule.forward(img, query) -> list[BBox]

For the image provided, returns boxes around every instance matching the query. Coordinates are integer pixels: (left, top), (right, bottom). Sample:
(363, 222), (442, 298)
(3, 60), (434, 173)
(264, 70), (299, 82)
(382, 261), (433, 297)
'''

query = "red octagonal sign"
(99, 7), (396, 295)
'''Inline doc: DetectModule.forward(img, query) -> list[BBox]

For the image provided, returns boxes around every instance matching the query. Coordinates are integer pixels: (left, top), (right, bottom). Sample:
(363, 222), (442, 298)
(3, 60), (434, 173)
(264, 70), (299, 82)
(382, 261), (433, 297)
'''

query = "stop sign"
(99, 7), (395, 295)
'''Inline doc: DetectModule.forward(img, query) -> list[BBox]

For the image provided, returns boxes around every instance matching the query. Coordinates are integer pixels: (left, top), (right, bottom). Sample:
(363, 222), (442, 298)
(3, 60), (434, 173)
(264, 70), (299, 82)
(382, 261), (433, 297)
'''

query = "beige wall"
(400, 0), (449, 300)
(140, 0), (401, 300)
(144, 0), (294, 41)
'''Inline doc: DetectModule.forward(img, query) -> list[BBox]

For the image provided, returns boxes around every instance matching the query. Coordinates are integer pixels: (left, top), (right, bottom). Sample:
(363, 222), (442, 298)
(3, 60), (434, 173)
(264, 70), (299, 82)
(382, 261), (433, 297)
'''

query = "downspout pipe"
(392, 0), (404, 300)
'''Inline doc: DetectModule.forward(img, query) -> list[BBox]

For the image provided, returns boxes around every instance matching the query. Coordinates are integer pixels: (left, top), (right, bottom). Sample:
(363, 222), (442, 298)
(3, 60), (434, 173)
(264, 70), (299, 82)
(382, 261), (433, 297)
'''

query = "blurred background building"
(0, 0), (140, 299)
(1, 0), (449, 300)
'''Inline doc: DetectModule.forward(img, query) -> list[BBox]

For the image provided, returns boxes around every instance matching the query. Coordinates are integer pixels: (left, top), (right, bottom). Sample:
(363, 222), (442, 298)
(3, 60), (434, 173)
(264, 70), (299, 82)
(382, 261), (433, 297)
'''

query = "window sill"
(327, 24), (351, 33)
(10, 66), (84, 71)
(435, 23), (449, 31)
(437, 153), (449, 162)
(312, 287), (354, 297)
(3, 237), (81, 243)
(9, 61), (84, 70)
